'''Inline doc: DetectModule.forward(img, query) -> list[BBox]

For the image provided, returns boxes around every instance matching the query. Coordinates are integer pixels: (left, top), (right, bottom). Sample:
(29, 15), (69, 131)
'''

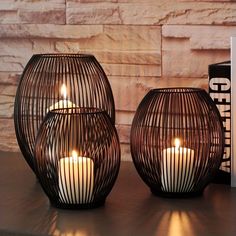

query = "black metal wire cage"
(14, 54), (115, 174)
(35, 107), (120, 209)
(130, 88), (224, 197)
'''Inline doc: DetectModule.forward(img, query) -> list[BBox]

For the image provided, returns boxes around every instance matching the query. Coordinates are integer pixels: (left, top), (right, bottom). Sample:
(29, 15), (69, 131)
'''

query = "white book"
(231, 37), (236, 187)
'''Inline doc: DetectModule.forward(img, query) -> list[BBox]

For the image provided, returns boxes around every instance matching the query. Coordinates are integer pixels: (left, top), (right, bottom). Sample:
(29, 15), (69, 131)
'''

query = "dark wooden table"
(1, 151), (236, 236)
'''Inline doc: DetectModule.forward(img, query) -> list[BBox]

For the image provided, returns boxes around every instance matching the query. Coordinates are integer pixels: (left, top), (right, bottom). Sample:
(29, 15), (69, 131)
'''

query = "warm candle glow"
(174, 138), (180, 149)
(47, 84), (76, 112)
(61, 84), (67, 99)
(72, 150), (78, 159)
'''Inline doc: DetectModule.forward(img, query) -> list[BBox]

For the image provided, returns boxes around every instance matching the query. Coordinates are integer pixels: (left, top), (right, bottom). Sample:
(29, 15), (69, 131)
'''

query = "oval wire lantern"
(35, 107), (120, 209)
(14, 54), (115, 173)
(130, 88), (224, 197)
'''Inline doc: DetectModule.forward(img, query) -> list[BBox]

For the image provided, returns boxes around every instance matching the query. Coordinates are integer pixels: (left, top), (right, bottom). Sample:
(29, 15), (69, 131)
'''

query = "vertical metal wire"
(14, 54), (115, 174)
(34, 108), (120, 209)
(130, 88), (224, 197)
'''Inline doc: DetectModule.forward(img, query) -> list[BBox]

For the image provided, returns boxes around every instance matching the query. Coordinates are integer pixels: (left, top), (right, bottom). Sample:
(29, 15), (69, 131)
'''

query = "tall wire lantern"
(14, 54), (115, 174)
(130, 88), (224, 197)
(35, 107), (120, 209)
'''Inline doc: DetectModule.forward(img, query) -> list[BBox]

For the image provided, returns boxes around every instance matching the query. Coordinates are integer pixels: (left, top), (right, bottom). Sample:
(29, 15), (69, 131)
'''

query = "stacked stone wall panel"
(0, 0), (235, 161)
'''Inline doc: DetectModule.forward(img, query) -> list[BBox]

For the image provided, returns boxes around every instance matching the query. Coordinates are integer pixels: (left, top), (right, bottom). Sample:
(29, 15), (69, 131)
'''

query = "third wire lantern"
(14, 54), (115, 174)
(130, 88), (224, 197)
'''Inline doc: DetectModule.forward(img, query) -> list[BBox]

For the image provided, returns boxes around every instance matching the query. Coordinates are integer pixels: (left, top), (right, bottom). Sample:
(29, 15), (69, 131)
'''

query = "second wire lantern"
(130, 88), (224, 197)
(35, 108), (120, 209)
(14, 54), (115, 173)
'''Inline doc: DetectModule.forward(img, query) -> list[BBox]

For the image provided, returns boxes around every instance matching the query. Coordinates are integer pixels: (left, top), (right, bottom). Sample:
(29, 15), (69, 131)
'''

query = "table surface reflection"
(1, 151), (236, 236)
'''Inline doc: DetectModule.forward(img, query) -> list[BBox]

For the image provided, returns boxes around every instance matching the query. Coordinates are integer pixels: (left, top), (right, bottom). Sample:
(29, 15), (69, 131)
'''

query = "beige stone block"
(55, 41), (81, 53)
(119, 1), (236, 25)
(118, 0), (158, 2)
(0, 25), (103, 39)
(179, 0), (231, 2)
(163, 25), (236, 50)
(0, 40), (32, 72)
(0, 84), (16, 96)
(55, 25), (161, 52)
(0, 95), (14, 118)
(0, 118), (18, 152)
(54, 25), (161, 52)
(162, 2), (236, 25)
(114, 77), (208, 121)
(0, 39), (61, 72)
(0, 39), (33, 58)
(1, 40), (160, 73)
(0, 10), (18, 24)
(68, 0), (158, 2)
(116, 124), (131, 144)
(95, 51), (160, 65)
(162, 27), (231, 77)
(67, 4), (121, 24)
(116, 111), (134, 126)
(0, 39), (58, 57)
(0, 1), (65, 10)
(18, 9), (65, 24)
(54, 26), (161, 78)
(120, 144), (132, 161)
(104, 64), (161, 77)
(0, 84), (17, 118)
(119, 3), (163, 25)
(0, 1), (65, 24)
(103, 25), (161, 51)
(163, 47), (229, 78)
(67, 0), (117, 2)
(109, 76), (158, 111)
(31, 40), (57, 53)
(0, 73), (20, 85)
(0, 56), (25, 72)
(162, 47), (230, 77)
(55, 44), (161, 65)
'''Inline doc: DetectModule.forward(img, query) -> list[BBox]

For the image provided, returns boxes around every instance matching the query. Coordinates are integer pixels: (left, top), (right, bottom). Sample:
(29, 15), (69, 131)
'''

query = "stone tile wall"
(0, 0), (235, 160)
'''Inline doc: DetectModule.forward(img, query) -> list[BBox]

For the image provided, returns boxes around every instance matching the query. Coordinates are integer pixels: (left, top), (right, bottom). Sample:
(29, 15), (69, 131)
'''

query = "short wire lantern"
(14, 54), (115, 174)
(35, 107), (120, 209)
(130, 88), (224, 197)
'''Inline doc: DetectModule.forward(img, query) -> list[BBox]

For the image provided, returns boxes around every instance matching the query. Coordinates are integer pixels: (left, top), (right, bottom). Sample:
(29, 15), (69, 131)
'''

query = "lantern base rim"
(50, 199), (106, 210)
(150, 188), (203, 198)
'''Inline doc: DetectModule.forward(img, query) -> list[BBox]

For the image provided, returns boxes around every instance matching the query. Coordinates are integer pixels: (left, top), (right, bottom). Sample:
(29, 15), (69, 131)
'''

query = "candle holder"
(35, 108), (120, 209)
(130, 88), (224, 197)
(14, 54), (115, 174)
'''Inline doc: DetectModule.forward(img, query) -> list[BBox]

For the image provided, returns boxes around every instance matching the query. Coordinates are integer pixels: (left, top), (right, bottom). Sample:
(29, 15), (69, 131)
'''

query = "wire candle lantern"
(35, 108), (120, 209)
(14, 54), (115, 174)
(130, 88), (224, 197)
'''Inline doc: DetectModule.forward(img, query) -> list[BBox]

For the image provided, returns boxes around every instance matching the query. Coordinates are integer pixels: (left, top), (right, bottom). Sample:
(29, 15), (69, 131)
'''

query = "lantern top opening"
(150, 87), (205, 94)
(48, 107), (106, 116)
(32, 53), (95, 59)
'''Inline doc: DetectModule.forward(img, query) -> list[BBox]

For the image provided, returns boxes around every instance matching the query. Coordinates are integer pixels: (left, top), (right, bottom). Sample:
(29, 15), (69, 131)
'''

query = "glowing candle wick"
(47, 84), (76, 112)
(174, 138), (180, 149)
(61, 84), (67, 99)
(72, 150), (78, 160)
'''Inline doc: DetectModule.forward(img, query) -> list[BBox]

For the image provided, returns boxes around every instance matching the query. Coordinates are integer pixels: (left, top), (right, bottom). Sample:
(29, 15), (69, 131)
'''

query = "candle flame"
(174, 138), (180, 148)
(72, 150), (78, 159)
(61, 84), (67, 99)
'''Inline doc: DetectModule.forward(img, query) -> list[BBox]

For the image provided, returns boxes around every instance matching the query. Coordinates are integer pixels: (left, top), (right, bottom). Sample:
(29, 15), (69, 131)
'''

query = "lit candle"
(47, 84), (76, 112)
(59, 150), (94, 204)
(161, 138), (195, 192)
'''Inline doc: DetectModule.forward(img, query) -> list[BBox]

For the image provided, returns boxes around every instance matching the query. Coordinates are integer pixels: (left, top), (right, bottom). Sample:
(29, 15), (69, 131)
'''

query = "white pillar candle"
(59, 150), (94, 204)
(47, 84), (76, 112)
(161, 138), (195, 193)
